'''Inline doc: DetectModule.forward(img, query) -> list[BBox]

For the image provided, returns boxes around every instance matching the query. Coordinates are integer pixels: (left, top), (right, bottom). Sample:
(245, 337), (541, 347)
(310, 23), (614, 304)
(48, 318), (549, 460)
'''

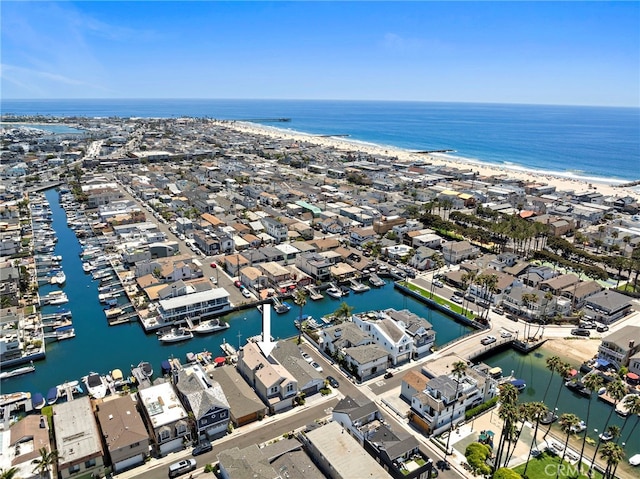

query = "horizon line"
(1, 98), (638, 109)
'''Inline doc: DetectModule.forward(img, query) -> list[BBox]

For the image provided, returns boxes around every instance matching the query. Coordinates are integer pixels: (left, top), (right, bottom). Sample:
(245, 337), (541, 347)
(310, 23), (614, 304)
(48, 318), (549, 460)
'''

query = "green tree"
(556, 413), (581, 479)
(542, 356), (561, 403)
(444, 361), (467, 458)
(620, 394), (640, 444)
(31, 447), (61, 479)
(333, 301), (354, 323)
(495, 383), (519, 470)
(0, 468), (20, 479)
(577, 373), (604, 468)
(600, 441), (625, 479)
(588, 378), (626, 477)
(493, 468), (522, 479)
(520, 401), (548, 478)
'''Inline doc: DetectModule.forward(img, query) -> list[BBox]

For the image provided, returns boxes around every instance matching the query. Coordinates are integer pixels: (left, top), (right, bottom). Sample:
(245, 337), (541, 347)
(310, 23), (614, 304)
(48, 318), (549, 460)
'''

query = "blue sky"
(1, 2), (639, 106)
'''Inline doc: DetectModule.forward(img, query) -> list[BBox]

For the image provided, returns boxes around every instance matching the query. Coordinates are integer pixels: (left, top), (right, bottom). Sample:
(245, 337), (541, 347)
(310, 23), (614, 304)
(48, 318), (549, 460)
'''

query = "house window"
(69, 465), (80, 474)
(85, 459), (96, 468)
(286, 383), (294, 392)
(159, 429), (171, 442)
(270, 386), (278, 394)
(130, 442), (140, 448)
(176, 422), (187, 435)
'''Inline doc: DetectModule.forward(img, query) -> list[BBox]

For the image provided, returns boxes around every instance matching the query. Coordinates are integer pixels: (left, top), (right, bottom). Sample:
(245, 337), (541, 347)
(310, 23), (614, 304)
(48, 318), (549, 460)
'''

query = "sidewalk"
(113, 389), (342, 479)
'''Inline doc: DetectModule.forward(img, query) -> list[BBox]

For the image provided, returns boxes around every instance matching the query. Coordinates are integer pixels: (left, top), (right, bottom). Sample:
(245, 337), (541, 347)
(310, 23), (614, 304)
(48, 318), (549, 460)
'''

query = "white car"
(209, 276), (218, 285)
(500, 331), (512, 338)
(301, 352), (313, 363)
(481, 335), (497, 345)
(311, 361), (323, 373)
(241, 289), (251, 298)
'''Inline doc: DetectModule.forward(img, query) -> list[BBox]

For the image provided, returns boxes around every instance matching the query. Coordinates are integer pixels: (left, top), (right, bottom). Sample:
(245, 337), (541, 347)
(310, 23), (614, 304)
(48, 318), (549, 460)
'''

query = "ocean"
(2, 99), (639, 183)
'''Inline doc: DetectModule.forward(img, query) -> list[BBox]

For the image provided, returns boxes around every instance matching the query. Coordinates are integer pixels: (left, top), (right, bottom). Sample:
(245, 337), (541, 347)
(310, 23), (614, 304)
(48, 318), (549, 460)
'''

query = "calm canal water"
(488, 348), (640, 462)
(4, 188), (473, 397)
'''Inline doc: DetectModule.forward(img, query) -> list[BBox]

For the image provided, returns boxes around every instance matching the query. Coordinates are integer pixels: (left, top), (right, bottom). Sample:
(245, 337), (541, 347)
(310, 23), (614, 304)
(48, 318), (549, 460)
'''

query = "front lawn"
(513, 451), (603, 479)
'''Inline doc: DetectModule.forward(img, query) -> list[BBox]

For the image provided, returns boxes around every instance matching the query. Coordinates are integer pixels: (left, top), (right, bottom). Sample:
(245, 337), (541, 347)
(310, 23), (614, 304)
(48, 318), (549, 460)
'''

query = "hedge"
(465, 396), (499, 420)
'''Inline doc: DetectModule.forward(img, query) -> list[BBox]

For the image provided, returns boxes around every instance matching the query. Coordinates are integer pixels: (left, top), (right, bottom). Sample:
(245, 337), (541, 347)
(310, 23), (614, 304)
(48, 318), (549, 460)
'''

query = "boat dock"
(130, 365), (152, 390)
(306, 285), (324, 300)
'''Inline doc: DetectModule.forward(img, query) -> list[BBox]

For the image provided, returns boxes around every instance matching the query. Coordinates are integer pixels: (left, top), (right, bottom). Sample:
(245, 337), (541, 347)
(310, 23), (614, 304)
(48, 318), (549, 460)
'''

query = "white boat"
(350, 279), (371, 293)
(50, 271), (66, 285)
(326, 285), (343, 299)
(629, 454), (640, 466)
(616, 393), (639, 417)
(42, 291), (69, 305)
(83, 372), (108, 399)
(599, 431), (614, 441)
(158, 328), (193, 343)
(0, 363), (36, 380)
(570, 420), (587, 433)
(368, 273), (386, 287)
(191, 318), (230, 335)
(137, 361), (153, 378)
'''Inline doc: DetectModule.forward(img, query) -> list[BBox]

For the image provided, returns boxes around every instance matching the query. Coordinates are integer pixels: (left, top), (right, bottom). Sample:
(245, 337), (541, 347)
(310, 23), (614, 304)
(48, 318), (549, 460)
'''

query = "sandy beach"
(224, 121), (640, 203)
(540, 338), (600, 366)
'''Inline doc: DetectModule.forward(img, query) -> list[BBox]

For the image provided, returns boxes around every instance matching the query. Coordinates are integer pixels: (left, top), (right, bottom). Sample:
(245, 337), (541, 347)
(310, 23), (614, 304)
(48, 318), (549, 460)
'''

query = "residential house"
(597, 325), (640, 370)
(321, 322), (373, 357)
(352, 312), (414, 366)
(8, 414), (52, 479)
(384, 309), (436, 358)
(295, 252), (332, 282)
(173, 364), (231, 440)
(53, 397), (105, 479)
(584, 290), (633, 324)
(138, 382), (190, 456)
(350, 226), (377, 247)
(95, 395), (149, 473)
(441, 240), (478, 264)
(260, 217), (288, 244)
(343, 344), (390, 381)
(300, 421), (389, 479)
(208, 366), (268, 427)
(236, 341), (298, 414)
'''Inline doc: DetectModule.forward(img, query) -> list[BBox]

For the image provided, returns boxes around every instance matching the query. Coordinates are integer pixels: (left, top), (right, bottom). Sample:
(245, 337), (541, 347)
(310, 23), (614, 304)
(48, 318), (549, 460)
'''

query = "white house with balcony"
(138, 382), (190, 456)
(352, 312), (414, 365)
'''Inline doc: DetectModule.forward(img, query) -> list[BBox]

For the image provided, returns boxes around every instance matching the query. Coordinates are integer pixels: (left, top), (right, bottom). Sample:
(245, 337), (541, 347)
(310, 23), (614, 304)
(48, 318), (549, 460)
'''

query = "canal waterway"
(4, 188), (474, 397)
(487, 348), (640, 462)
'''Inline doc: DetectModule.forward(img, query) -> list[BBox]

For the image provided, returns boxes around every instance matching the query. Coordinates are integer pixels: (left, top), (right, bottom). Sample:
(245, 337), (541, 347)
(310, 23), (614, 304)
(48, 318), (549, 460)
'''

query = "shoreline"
(223, 120), (640, 201)
(539, 338), (600, 366)
(4, 116), (639, 192)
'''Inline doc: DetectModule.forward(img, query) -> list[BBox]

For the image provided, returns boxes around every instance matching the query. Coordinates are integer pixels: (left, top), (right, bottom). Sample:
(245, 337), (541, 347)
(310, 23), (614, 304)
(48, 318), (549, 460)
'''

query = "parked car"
(168, 459), (196, 478)
(210, 262), (217, 268)
(192, 441), (212, 456)
(493, 307), (505, 315)
(481, 335), (497, 345)
(326, 375), (340, 388)
(596, 324), (609, 332)
(451, 295), (463, 304)
(500, 330), (513, 338)
(384, 371), (394, 379)
(506, 314), (519, 322)
(209, 276), (217, 285)
(241, 288), (252, 298)
(571, 328), (591, 337)
(301, 352), (313, 363)
(433, 280), (444, 288)
(464, 294), (476, 303)
(234, 280), (242, 288)
(311, 361), (323, 373)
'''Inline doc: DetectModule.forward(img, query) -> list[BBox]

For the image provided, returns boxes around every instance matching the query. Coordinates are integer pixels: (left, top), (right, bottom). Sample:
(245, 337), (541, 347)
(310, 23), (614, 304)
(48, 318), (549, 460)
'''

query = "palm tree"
(505, 402), (532, 466)
(31, 447), (60, 479)
(495, 383), (519, 469)
(577, 373), (604, 469)
(543, 355), (561, 403)
(0, 468), (20, 479)
(620, 394), (640, 444)
(444, 361), (467, 459)
(333, 301), (353, 323)
(521, 402), (549, 478)
(556, 413), (581, 479)
(588, 378), (626, 477)
(293, 288), (307, 343)
(544, 361), (571, 440)
(600, 441), (625, 479)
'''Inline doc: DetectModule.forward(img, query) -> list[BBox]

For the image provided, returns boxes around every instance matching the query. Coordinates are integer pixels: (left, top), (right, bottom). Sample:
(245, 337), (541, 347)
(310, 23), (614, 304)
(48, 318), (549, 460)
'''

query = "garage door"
(114, 454), (144, 472)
